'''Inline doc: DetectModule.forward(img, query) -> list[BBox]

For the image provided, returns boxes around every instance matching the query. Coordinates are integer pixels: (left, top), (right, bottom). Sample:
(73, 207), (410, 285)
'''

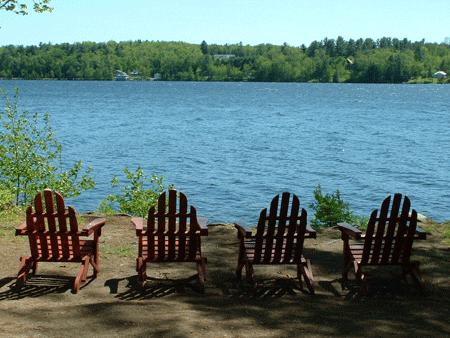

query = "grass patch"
(421, 219), (450, 245)
(0, 205), (25, 240)
(99, 245), (135, 259)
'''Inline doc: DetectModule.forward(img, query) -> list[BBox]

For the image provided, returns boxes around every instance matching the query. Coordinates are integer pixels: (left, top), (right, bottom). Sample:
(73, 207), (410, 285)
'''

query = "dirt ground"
(1, 214), (449, 338)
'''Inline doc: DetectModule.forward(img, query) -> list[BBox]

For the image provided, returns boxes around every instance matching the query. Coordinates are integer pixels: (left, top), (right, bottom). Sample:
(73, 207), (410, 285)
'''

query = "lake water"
(1, 80), (449, 224)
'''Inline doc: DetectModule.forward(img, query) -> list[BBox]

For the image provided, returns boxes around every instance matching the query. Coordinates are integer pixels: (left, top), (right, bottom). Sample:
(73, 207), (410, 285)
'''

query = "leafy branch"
(0, 0), (52, 15)
(0, 88), (95, 205)
(97, 166), (173, 218)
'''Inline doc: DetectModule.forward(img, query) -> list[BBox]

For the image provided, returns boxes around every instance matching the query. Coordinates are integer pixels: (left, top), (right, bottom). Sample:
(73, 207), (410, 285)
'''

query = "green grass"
(0, 205), (25, 240)
(99, 245), (135, 259)
(422, 219), (450, 245)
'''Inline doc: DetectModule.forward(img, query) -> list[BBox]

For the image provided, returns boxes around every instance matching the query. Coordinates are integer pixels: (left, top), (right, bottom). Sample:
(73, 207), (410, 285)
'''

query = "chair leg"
(236, 248), (245, 279)
(89, 251), (100, 278)
(354, 262), (364, 283)
(17, 256), (33, 289)
(342, 238), (352, 281)
(92, 251), (99, 278)
(197, 258), (207, 291)
(297, 265), (303, 290)
(299, 260), (314, 295)
(406, 262), (423, 292)
(30, 261), (38, 276)
(342, 258), (353, 281)
(245, 262), (254, 285)
(73, 256), (90, 294)
(136, 257), (147, 289)
(93, 235), (100, 277)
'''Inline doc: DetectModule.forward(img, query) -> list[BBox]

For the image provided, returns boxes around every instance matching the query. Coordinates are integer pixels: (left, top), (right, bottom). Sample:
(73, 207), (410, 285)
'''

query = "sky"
(0, 0), (449, 47)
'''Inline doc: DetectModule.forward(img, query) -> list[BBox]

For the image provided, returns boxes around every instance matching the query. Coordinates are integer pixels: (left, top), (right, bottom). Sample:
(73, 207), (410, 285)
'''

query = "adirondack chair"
(132, 189), (208, 289)
(234, 192), (316, 294)
(337, 194), (427, 290)
(15, 189), (106, 293)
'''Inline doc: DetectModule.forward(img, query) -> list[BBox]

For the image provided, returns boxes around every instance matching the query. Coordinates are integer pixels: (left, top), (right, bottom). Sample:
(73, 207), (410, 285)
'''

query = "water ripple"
(1, 80), (449, 223)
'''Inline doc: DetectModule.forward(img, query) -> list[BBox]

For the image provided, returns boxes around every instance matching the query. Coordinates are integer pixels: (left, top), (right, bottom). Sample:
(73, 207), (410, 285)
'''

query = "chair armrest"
(15, 222), (28, 236)
(132, 217), (145, 235)
(306, 223), (317, 238)
(336, 222), (362, 239)
(415, 226), (427, 240)
(196, 217), (209, 236)
(234, 222), (253, 239)
(82, 218), (106, 235)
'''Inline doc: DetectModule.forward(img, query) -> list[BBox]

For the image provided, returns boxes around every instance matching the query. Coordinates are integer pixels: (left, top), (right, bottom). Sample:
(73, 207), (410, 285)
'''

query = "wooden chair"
(15, 189), (106, 293)
(132, 189), (209, 290)
(234, 192), (316, 294)
(337, 194), (427, 290)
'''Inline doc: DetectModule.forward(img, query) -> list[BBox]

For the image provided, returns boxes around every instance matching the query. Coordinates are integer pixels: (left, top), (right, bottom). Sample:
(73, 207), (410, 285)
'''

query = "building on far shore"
(214, 54), (236, 59)
(114, 70), (129, 81)
(434, 71), (447, 79)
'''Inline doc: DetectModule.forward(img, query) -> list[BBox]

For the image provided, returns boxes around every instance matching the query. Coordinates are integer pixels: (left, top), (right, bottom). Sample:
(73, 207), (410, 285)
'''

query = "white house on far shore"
(434, 71), (447, 79)
(114, 70), (129, 81)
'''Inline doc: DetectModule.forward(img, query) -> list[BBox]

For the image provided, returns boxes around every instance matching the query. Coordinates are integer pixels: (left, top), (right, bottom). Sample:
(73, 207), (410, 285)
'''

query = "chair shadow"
(318, 276), (426, 301)
(219, 275), (312, 300)
(105, 274), (204, 300)
(0, 275), (77, 300)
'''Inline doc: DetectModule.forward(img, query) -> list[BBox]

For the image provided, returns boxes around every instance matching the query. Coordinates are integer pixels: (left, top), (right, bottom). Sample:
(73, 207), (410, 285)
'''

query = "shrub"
(309, 185), (356, 227)
(0, 188), (14, 205)
(0, 88), (96, 205)
(97, 166), (173, 217)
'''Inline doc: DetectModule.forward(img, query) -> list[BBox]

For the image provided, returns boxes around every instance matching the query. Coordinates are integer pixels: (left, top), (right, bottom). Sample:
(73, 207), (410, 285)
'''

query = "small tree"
(309, 185), (355, 227)
(200, 40), (209, 55)
(97, 166), (173, 218)
(0, 88), (96, 205)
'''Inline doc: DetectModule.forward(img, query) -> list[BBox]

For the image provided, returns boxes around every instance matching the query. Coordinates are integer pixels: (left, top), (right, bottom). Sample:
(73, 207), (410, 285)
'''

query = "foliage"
(309, 185), (357, 227)
(352, 216), (369, 231)
(0, 187), (14, 209)
(0, 88), (96, 205)
(0, 0), (52, 15)
(97, 166), (173, 218)
(0, 37), (448, 83)
(0, 202), (24, 239)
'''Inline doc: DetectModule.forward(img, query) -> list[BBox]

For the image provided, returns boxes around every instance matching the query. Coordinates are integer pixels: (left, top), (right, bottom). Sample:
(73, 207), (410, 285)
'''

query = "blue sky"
(0, 0), (448, 47)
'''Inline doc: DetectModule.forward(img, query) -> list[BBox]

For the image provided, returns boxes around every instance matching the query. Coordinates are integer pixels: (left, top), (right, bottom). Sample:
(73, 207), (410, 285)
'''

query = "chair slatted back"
(26, 189), (80, 259)
(361, 194), (417, 265)
(253, 193), (307, 264)
(145, 189), (200, 261)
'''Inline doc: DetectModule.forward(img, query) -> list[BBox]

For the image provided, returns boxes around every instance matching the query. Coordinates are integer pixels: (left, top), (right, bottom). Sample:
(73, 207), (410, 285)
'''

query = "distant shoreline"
(0, 78), (447, 84)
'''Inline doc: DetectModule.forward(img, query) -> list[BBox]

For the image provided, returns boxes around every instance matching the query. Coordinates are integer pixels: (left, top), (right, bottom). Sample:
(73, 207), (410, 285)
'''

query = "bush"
(309, 185), (356, 227)
(0, 88), (96, 205)
(0, 188), (14, 210)
(97, 166), (173, 218)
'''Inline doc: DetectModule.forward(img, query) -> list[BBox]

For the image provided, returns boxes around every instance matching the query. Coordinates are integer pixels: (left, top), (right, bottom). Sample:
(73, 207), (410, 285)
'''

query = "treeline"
(0, 37), (449, 83)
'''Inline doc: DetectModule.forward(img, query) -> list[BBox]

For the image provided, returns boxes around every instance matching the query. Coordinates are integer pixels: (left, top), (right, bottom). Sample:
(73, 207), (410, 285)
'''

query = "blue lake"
(1, 80), (449, 223)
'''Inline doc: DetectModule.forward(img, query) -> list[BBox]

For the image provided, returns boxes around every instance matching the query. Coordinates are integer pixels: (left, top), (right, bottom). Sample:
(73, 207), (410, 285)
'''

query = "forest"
(0, 37), (449, 83)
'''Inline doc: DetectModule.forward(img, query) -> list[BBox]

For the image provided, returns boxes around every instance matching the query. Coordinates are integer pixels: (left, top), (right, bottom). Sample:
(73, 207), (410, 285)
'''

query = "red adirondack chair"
(15, 189), (106, 293)
(234, 192), (316, 294)
(337, 194), (427, 290)
(132, 189), (208, 289)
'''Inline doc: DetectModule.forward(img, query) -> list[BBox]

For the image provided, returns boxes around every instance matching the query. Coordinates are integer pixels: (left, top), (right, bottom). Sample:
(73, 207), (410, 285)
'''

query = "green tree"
(97, 166), (173, 218)
(309, 185), (355, 227)
(200, 40), (209, 55)
(0, 88), (96, 205)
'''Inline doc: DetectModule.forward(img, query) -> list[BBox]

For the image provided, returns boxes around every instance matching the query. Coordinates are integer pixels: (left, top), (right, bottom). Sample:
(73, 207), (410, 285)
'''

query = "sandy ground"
(1, 214), (449, 338)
